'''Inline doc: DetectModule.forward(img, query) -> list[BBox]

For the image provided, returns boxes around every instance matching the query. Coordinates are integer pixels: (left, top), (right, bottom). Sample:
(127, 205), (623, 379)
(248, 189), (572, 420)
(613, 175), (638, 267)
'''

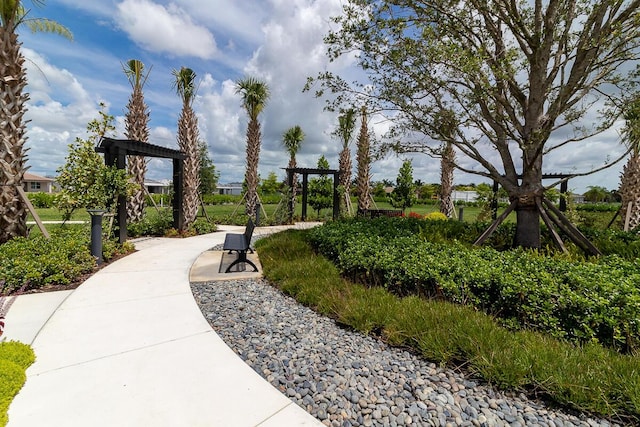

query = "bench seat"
(222, 218), (258, 273)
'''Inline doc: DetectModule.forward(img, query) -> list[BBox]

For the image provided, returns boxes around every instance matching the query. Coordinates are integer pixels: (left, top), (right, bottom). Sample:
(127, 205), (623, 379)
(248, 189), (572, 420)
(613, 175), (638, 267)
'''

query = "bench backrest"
(243, 218), (255, 242)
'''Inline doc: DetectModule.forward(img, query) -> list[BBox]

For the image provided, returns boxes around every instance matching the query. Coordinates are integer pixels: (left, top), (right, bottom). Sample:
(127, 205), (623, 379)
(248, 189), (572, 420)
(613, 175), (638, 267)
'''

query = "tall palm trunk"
(236, 77), (269, 221)
(178, 104), (201, 226)
(356, 108), (371, 213)
(287, 157), (298, 217)
(335, 108), (356, 215)
(0, 24), (28, 243)
(282, 125), (303, 223)
(245, 117), (261, 217)
(620, 153), (640, 230)
(125, 84), (150, 222)
(339, 146), (352, 214)
(440, 142), (455, 218)
(173, 67), (201, 229)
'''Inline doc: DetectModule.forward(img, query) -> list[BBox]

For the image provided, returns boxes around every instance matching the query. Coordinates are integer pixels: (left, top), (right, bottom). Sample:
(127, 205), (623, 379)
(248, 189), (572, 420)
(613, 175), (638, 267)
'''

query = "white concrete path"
(4, 226), (322, 426)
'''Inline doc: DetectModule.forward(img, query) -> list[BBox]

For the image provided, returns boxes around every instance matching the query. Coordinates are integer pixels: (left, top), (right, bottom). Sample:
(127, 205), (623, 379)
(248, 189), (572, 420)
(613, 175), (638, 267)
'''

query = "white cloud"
(18, 0), (629, 195)
(116, 0), (217, 59)
(22, 49), (103, 176)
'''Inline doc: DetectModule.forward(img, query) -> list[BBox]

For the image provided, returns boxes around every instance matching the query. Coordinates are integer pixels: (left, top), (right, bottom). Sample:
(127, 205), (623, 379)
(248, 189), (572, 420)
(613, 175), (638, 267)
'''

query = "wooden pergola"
(285, 167), (341, 221)
(96, 137), (186, 243)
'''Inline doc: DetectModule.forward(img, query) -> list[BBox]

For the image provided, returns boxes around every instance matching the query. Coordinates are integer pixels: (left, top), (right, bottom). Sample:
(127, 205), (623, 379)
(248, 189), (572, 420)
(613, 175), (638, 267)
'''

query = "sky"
(18, 0), (630, 194)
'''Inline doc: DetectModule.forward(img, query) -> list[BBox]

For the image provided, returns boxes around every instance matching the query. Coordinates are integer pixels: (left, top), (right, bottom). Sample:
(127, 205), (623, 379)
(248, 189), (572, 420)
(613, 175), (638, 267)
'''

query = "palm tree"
(356, 107), (371, 213)
(619, 98), (640, 231)
(0, 1), (71, 244)
(123, 59), (150, 223)
(172, 66), (201, 228)
(235, 77), (269, 220)
(335, 108), (356, 215)
(282, 125), (304, 221)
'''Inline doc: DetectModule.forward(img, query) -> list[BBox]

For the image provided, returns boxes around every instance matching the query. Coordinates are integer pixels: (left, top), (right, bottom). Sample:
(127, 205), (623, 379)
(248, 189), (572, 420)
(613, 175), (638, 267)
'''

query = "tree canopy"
(310, 0), (640, 249)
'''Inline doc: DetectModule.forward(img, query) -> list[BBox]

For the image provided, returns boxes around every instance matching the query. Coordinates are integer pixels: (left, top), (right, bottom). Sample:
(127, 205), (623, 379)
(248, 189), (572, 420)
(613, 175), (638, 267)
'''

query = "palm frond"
(172, 67), (197, 105)
(25, 18), (72, 40)
(282, 125), (304, 156)
(235, 77), (270, 120)
(123, 59), (150, 88)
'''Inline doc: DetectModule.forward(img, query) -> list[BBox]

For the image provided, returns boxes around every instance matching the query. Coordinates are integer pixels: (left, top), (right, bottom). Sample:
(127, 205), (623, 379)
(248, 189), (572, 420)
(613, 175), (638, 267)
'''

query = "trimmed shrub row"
(0, 229), (96, 294)
(308, 218), (640, 352)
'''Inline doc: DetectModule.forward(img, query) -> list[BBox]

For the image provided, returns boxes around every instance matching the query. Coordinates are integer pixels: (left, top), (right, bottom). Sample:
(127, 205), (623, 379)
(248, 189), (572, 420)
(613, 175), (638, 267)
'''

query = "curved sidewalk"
(4, 226), (322, 426)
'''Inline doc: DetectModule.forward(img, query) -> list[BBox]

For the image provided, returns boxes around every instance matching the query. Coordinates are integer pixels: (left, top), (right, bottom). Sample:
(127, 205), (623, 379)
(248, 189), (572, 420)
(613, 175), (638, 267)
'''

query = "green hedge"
(308, 218), (640, 352)
(26, 192), (55, 208)
(576, 203), (620, 212)
(0, 229), (96, 294)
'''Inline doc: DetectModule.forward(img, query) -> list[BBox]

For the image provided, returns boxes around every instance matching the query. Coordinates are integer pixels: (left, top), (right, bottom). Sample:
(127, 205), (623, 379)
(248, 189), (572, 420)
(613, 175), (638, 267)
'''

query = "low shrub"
(145, 193), (171, 207)
(26, 192), (55, 208)
(577, 203), (620, 212)
(101, 239), (135, 262)
(0, 229), (95, 294)
(308, 218), (640, 352)
(424, 211), (447, 221)
(189, 218), (217, 235)
(202, 194), (239, 205)
(0, 341), (35, 427)
(127, 209), (173, 237)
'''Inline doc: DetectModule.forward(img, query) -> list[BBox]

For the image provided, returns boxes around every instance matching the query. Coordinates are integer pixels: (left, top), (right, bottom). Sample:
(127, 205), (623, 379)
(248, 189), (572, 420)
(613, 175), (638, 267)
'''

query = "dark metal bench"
(222, 218), (258, 273)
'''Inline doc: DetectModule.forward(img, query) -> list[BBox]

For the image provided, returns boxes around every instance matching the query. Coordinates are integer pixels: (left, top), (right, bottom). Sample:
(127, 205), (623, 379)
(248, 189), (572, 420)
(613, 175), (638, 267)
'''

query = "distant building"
(145, 179), (171, 194)
(23, 172), (55, 193)
(451, 190), (479, 202)
(572, 193), (586, 204)
(216, 183), (243, 196)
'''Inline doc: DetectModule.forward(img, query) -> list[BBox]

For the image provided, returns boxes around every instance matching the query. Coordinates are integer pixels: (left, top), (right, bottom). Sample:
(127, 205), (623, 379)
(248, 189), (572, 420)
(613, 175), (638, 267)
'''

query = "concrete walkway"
(3, 225), (322, 426)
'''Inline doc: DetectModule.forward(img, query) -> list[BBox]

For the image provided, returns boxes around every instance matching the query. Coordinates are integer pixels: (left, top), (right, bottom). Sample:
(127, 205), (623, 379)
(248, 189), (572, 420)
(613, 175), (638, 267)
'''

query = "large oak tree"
(310, 0), (640, 249)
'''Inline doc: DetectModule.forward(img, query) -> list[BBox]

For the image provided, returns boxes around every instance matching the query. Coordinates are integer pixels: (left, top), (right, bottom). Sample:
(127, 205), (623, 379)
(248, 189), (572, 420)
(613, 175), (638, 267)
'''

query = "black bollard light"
(87, 209), (106, 265)
(458, 206), (464, 222)
(255, 202), (261, 226)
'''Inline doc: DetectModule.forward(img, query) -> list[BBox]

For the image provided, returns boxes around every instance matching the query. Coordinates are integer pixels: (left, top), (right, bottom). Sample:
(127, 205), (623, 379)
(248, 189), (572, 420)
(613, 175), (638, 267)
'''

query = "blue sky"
(19, 0), (628, 194)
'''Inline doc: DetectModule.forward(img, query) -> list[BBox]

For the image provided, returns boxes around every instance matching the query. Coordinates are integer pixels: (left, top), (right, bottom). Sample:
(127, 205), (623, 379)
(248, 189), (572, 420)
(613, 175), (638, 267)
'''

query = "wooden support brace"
(536, 197), (567, 254)
(542, 198), (601, 256)
(473, 199), (517, 246)
(16, 185), (50, 239)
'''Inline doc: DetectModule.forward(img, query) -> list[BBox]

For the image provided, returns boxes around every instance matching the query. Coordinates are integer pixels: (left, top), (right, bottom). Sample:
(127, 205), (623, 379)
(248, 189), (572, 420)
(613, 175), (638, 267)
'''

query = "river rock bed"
(191, 278), (620, 427)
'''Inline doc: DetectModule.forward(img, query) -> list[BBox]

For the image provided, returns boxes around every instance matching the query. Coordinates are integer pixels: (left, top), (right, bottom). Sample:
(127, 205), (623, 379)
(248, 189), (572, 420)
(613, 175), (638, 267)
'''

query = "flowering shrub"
(407, 211), (423, 219)
(424, 212), (448, 220)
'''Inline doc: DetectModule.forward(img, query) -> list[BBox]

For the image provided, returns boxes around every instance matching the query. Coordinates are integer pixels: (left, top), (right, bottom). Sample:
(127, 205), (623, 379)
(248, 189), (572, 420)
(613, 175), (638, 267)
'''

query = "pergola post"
(286, 167), (341, 222)
(173, 158), (184, 231)
(333, 171), (340, 220)
(115, 146), (127, 243)
(301, 173), (309, 221)
(559, 180), (568, 212)
(286, 169), (294, 223)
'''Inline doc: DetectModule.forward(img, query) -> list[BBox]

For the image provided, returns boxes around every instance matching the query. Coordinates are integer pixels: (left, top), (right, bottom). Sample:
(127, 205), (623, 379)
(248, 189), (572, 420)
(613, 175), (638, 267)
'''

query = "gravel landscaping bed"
(191, 277), (619, 427)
